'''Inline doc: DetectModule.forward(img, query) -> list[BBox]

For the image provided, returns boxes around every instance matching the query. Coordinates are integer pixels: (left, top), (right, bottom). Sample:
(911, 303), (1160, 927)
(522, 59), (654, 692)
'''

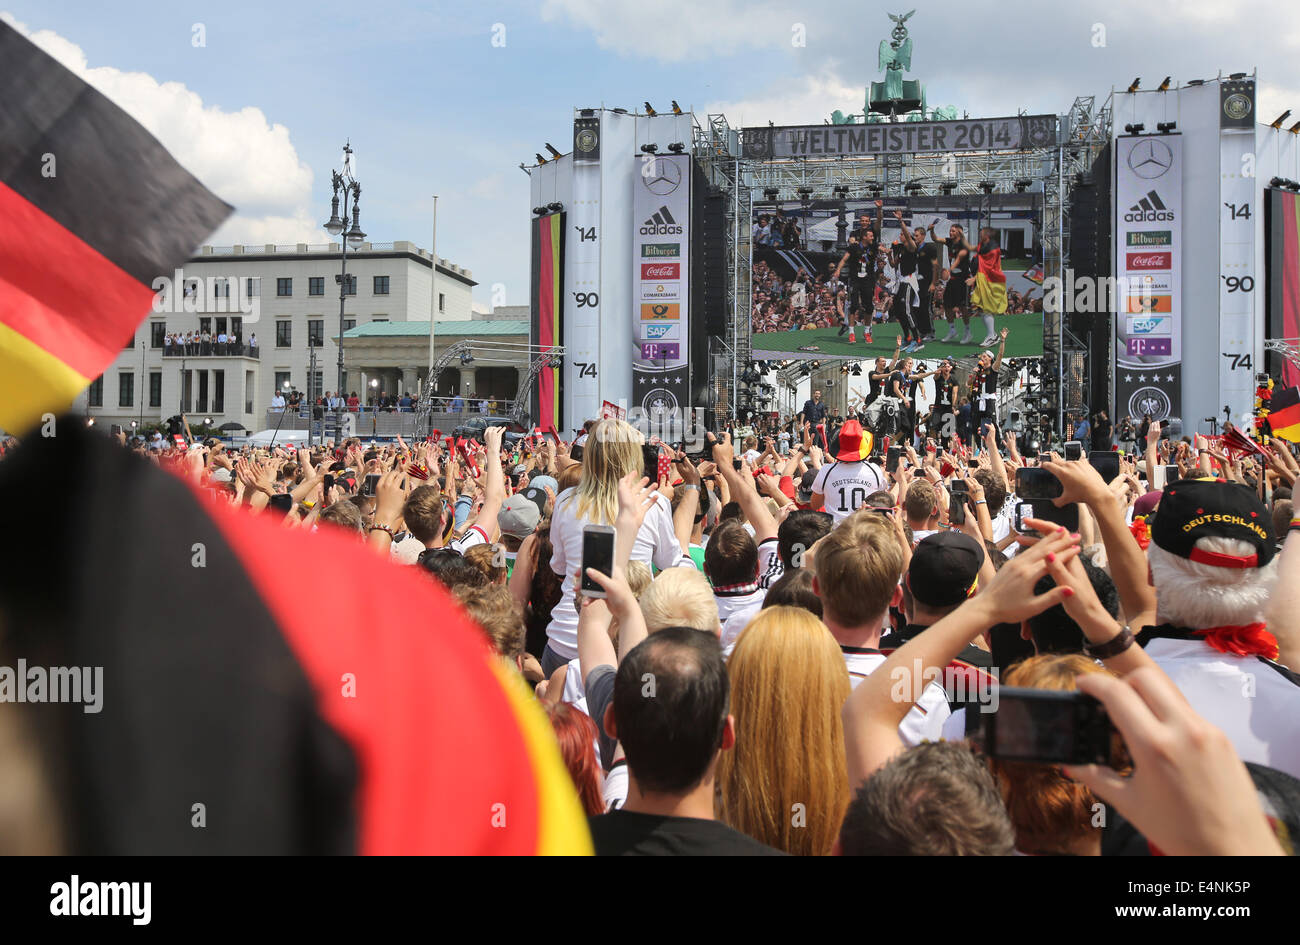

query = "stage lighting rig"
(580, 108), (595, 117)
(640, 143), (658, 154)
(532, 206), (548, 216)
(671, 100), (682, 115)
(547, 202), (563, 213)
(1156, 122), (1177, 133)
(1290, 121), (1300, 134)
(667, 142), (685, 153)
(1127, 78), (1141, 93)
(1014, 179), (1031, 192)
(1124, 123), (1145, 134)
(904, 182), (923, 195)
(850, 364), (862, 376)
(833, 185), (849, 197)
(535, 153), (548, 164)
(1271, 111), (1292, 129)
(1186, 79), (1204, 87)
(979, 181), (995, 194)
(644, 102), (657, 116)
(545, 143), (562, 158)
(940, 183), (956, 195)
(763, 187), (779, 201)
(1158, 76), (1171, 91)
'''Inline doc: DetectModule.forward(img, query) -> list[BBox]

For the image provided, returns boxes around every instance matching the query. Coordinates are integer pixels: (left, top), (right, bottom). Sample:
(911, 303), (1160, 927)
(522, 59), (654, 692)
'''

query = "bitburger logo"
(1125, 190), (1174, 223)
(640, 206), (683, 235)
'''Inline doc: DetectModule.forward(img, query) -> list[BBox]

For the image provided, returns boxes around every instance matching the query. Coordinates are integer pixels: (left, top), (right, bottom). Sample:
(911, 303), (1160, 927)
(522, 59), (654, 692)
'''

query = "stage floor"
(750, 312), (1044, 362)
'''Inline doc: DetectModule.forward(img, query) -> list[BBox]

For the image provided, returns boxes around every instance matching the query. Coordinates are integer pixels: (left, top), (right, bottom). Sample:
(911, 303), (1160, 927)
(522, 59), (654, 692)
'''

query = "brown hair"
(403, 485), (445, 546)
(463, 543), (507, 585)
(903, 480), (939, 523)
(812, 514), (902, 627)
(455, 584), (525, 661)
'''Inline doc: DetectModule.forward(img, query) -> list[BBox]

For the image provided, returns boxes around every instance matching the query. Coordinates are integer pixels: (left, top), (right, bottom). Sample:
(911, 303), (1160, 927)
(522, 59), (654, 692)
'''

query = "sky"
(4, 1), (1298, 310)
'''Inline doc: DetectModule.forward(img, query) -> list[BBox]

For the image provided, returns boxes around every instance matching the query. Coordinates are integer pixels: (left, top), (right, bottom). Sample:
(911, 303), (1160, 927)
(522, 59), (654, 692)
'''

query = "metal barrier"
(262, 408), (489, 438)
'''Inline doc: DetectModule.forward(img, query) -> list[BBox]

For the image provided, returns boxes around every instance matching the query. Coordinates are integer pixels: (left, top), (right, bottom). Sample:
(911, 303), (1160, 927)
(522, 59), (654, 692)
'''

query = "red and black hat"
(1151, 478), (1275, 569)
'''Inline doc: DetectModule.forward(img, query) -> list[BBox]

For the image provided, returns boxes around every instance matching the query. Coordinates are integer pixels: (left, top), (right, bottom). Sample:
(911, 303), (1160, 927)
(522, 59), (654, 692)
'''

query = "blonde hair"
(719, 607), (850, 855)
(564, 419), (644, 525)
(639, 567), (719, 635)
(813, 514), (903, 627)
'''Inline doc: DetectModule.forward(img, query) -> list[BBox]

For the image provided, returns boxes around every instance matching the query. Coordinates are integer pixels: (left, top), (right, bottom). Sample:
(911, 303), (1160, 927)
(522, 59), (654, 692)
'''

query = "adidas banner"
(1115, 134), (1184, 424)
(631, 153), (691, 428)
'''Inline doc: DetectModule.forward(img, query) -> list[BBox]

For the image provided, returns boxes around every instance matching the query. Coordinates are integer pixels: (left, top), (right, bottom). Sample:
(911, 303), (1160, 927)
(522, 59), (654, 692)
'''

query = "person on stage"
(971, 328), (1010, 437)
(927, 357), (960, 446)
(957, 226), (1009, 347)
(832, 199), (884, 345)
(937, 224), (975, 345)
(912, 221), (940, 342)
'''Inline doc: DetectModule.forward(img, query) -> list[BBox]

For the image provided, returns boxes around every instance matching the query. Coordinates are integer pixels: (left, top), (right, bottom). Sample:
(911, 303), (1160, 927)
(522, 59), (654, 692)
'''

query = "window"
(373, 275), (390, 295)
(118, 372), (134, 408)
(343, 274), (357, 296)
(309, 276), (325, 296)
(124, 333), (135, 349)
(149, 371), (162, 407)
(197, 371), (208, 412)
(274, 371), (291, 395)
(199, 317), (212, 334)
(151, 322), (167, 348)
(245, 371), (255, 413)
(438, 292), (446, 313)
(275, 320), (292, 347)
(215, 317), (227, 335)
(88, 376), (103, 408)
(181, 370), (192, 412)
(371, 317), (388, 323)
(277, 277), (293, 297)
(245, 277), (261, 297)
(344, 318), (356, 332)
(214, 279), (231, 299)
(308, 319), (324, 347)
(213, 370), (225, 413)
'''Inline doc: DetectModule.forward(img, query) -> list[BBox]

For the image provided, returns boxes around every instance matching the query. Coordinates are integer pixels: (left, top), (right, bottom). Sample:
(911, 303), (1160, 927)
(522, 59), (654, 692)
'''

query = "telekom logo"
(641, 263), (680, 279)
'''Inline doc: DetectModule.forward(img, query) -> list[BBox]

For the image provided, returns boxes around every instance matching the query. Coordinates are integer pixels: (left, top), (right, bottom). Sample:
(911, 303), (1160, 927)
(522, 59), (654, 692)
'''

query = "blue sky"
(4, 1), (1297, 308)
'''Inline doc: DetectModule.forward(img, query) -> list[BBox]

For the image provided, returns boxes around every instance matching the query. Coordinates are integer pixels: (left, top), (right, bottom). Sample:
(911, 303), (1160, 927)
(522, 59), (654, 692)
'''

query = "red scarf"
(1193, 622), (1279, 660)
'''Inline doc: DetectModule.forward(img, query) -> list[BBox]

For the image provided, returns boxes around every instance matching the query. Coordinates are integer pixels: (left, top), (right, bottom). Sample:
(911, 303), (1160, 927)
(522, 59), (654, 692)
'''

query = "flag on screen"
(0, 423), (591, 854)
(1268, 386), (1300, 443)
(0, 22), (233, 434)
(971, 241), (1009, 315)
(1024, 263), (1045, 285)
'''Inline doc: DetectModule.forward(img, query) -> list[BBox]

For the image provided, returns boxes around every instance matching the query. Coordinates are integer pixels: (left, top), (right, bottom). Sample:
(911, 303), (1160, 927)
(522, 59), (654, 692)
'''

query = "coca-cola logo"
(1127, 252), (1171, 270)
(641, 263), (680, 279)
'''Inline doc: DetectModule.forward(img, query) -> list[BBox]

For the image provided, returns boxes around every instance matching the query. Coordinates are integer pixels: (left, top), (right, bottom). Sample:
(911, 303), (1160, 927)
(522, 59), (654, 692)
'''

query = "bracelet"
(1290, 518), (1300, 531)
(679, 484), (701, 492)
(1083, 625), (1135, 660)
(973, 499), (987, 505)
(368, 524), (395, 538)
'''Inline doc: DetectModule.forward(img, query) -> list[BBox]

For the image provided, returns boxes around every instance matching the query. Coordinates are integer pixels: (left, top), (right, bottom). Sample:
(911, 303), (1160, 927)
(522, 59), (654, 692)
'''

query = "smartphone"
(569, 443), (584, 462)
(1164, 464), (1180, 487)
(1088, 450), (1120, 483)
(732, 459), (743, 471)
(1013, 501), (1037, 535)
(362, 473), (381, 497)
(966, 687), (1123, 767)
(580, 524), (617, 598)
(1026, 498), (1079, 532)
(886, 445), (903, 474)
(1037, 453), (1052, 466)
(1064, 440), (1083, 462)
(948, 480), (968, 527)
(1015, 467), (1064, 501)
(269, 493), (293, 513)
(323, 474), (335, 492)
(641, 443), (661, 482)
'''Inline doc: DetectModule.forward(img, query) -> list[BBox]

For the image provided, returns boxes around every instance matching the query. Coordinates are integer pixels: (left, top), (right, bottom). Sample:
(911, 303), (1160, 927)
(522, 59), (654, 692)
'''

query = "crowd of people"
(67, 409), (1300, 855)
(163, 329), (256, 356)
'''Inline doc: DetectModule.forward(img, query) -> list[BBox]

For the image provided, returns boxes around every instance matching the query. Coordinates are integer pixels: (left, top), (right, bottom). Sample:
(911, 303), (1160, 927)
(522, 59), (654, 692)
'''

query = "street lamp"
(324, 141), (365, 438)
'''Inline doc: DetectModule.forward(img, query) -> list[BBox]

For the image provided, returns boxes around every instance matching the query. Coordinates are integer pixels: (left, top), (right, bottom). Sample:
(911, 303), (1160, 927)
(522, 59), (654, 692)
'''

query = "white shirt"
(547, 488), (685, 660)
(812, 459), (887, 524)
(1145, 637), (1300, 780)
(271, 394), (285, 410)
(842, 648), (952, 746)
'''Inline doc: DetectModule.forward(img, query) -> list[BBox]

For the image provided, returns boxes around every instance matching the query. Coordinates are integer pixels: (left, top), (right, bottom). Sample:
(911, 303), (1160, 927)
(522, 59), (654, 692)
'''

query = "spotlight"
(1186, 79), (1204, 87)
(1271, 177), (1286, 189)
(868, 184), (883, 196)
(1290, 121), (1300, 134)
(547, 201), (563, 213)
(1229, 72), (1247, 80)
(204, 417), (213, 426)
(1014, 179), (1031, 192)
(797, 186), (813, 197)
(640, 143), (658, 154)
(644, 102), (657, 116)
(535, 152), (548, 164)
(580, 108), (595, 117)
(671, 100), (682, 115)
(940, 183), (956, 195)
(1271, 111), (1292, 129)
(1124, 123), (1145, 134)
(532, 206), (548, 216)
(979, 181), (995, 194)
(1156, 121), (1177, 133)
(667, 142), (685, 153)
(763, 187), (779, 200)
(130, 420), (138, 429)
(87, 417), (95, 426)
(833, 185), (849, 197)
(904, 182), (923, 194)
(612, 107), (628, 114)
(545, 143), (562, 158)
(850, 364), (862, 376)
(1158, 76), (1171, 91)
(1127, 77), (1141, 93)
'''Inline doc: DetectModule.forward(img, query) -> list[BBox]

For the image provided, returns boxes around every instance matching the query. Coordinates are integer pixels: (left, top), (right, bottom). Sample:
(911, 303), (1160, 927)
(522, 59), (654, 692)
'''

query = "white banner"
(631, 153), (691, 420)
(1115, 134), (1183, 422)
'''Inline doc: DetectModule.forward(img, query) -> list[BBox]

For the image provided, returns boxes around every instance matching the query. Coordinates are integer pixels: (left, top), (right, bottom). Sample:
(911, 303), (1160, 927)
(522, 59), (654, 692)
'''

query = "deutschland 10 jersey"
(811, 460), (886, 524)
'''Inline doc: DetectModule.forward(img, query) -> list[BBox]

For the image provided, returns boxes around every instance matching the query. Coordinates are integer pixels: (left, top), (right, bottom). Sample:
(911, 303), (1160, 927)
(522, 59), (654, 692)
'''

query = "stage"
(750, 312), (1043, 362)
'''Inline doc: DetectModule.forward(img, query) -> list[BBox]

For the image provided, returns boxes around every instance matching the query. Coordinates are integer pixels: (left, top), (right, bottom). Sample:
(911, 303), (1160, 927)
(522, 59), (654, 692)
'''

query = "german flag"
(971, 241), (1008, 315)
(0, 423), (591, 854)
(0, 21), (232, 433)
(1269, 386), (1300, 443)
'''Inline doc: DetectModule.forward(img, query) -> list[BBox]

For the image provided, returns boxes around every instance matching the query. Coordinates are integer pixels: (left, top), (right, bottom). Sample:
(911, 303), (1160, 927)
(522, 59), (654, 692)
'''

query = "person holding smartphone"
(546, 419), (689, 677)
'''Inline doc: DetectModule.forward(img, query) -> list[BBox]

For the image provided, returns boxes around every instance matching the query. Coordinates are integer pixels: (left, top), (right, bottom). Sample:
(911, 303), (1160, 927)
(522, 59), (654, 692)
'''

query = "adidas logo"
(1124, 190), (1174, 222)
(639, 206), (683, 235)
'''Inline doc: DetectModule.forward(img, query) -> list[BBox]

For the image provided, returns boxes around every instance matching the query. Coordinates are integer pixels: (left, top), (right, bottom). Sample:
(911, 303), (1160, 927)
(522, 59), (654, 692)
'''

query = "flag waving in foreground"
(0, 425), (592, 854)
(0, 20), (232, 433)
(1268, 386), (1300, 443)
(970, 238), (1008, 315)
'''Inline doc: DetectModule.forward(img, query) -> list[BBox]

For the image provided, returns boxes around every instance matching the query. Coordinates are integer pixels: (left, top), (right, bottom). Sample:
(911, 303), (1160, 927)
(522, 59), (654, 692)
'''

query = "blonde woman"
(719, 606), (851, 855)
(545, 419), (685, 675)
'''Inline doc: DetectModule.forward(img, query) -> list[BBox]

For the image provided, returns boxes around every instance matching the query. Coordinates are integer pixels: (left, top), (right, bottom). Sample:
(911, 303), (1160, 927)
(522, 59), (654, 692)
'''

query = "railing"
(261, 407), (493, 438)
(163, 343), (260, 359)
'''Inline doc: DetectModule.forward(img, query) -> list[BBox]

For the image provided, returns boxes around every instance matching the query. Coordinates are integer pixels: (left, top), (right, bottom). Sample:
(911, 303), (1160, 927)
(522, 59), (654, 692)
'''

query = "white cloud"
(702, 72), (863, 127)
(540, 0), (798, 62)
(2, 12), (321, 244)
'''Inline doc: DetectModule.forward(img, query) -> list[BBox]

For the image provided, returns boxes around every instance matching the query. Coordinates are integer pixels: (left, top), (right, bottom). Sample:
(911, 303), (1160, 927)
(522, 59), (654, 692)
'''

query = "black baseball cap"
(908, 532), (984, 607)
(1151, 478), (1275, 568)
(796, 469), (818, 504)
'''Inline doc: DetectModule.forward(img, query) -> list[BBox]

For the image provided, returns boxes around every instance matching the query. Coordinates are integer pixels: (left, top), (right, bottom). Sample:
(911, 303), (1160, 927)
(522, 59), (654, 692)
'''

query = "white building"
(72, 240), (475, 429)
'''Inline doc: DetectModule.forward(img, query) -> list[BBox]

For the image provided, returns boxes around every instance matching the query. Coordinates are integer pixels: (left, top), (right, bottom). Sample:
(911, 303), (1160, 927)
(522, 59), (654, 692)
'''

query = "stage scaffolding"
(689, 95), (1111, 434)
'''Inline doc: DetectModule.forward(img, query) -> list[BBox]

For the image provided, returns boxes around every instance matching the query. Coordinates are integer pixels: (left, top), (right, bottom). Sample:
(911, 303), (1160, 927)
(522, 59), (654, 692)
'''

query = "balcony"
(163, 343), (259, 359)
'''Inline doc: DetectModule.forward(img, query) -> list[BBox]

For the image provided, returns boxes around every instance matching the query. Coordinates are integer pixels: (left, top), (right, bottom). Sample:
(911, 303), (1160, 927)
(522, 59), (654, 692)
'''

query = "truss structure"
(414, 340), (564, 433)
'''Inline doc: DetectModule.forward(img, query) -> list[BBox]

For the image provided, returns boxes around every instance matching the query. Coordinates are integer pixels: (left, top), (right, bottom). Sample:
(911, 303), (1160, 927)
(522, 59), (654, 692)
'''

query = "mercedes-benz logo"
(1127, 138), (1173, 179)
(643, 160), (682, 195)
